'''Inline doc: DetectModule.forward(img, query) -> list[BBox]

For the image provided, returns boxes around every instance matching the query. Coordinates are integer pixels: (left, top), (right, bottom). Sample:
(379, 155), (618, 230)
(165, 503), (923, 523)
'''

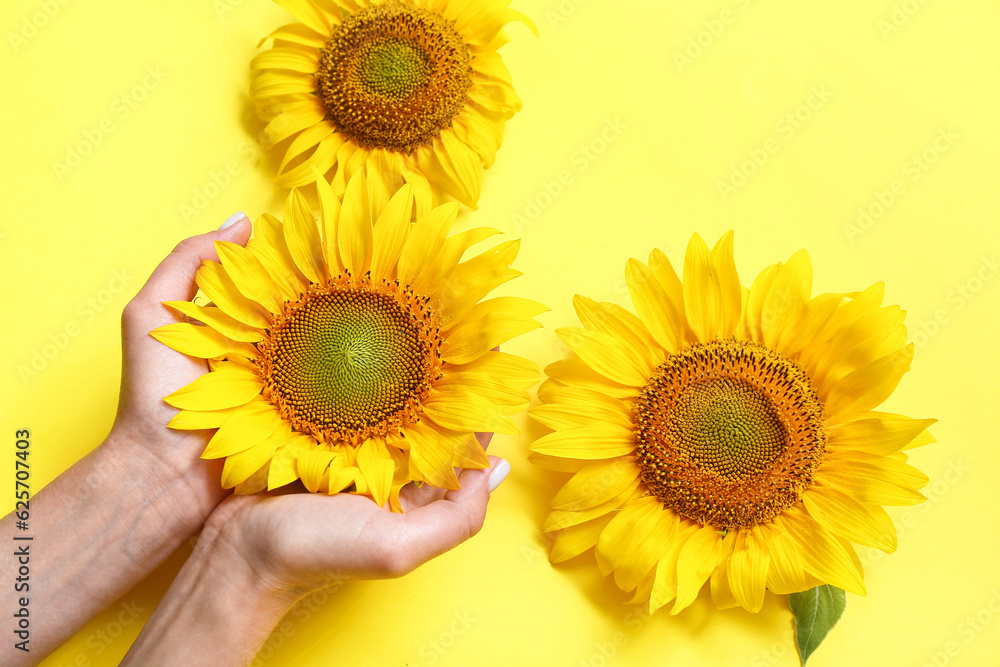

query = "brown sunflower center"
(255, 273), (443, 444)
(315, 0), (473, 152)
(634, 340), (826, 530)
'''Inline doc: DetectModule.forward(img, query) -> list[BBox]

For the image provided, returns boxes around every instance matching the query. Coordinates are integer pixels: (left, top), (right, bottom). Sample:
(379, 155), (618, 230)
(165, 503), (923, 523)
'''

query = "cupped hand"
(204, 436), (509, 598)
(112, 214), (252, 522)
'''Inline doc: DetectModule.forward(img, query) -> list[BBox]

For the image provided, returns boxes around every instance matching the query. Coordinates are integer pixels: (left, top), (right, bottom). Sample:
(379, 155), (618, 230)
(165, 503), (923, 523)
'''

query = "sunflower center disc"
(316, 1), (473, 152)
(256, 275), (442, 444)
(634, 340), (826, 529)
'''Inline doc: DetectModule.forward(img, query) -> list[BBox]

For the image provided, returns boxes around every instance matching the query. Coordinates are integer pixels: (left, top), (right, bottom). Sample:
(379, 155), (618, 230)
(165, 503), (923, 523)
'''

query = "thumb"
(123, 212), (252, 337)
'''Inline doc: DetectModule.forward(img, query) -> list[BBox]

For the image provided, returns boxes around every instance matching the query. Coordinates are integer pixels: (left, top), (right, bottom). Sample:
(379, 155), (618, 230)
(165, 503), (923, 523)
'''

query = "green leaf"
(788, 585), (847, 665)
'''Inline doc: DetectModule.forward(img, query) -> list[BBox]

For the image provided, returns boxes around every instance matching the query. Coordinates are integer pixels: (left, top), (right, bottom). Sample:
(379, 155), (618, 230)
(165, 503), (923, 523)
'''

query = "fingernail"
(219, 211), (248, 230)
(487, 458), (511, 493)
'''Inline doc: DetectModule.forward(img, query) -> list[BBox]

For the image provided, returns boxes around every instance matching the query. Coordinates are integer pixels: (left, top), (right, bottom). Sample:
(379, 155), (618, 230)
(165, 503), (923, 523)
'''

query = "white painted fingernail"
(219, 211), (248, 230)
(487, 458), (510, 492)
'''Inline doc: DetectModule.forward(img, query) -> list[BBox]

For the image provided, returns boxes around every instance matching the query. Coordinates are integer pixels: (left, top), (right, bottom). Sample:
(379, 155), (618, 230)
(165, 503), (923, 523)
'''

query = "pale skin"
(1, 215), (507, 666)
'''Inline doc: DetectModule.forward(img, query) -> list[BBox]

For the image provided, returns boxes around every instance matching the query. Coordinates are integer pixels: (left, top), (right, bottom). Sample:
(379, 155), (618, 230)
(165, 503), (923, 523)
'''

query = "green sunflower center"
(257, 276), (443, 444)
(316, 1), (473, 152)
(672, 377), (788, 482)
(357, 37), (432, 99)
(634, 340), (826, 530)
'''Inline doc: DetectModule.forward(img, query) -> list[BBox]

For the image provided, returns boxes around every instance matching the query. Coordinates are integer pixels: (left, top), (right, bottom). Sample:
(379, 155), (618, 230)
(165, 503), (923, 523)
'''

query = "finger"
(123, 213), (252, 339)
(397, 480), (448, 511)
(389, 456), (509, 573)
(475, 432), (494, 450)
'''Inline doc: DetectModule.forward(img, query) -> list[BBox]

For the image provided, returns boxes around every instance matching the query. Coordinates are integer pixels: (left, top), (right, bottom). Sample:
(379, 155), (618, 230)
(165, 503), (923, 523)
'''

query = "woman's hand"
(122, 447), (510, 667)
(111, 213), (252, 525)
(0, 214), (257, 667)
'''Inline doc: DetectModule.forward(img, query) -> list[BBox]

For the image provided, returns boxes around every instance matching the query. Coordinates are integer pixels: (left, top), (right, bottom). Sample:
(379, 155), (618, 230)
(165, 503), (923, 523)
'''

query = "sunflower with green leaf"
(530, 232), (934, 619)
(152, 171), (543, 509)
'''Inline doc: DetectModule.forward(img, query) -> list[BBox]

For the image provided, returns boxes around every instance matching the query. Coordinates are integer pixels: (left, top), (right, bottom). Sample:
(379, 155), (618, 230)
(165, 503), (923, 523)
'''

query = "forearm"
(120, 520), (297, 667)
(0, 433), (216, 665)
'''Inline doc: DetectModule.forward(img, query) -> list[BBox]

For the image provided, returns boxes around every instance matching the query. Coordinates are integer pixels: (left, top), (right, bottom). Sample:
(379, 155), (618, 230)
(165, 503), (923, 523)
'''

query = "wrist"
(104, 423), (227, 531)
(122, 515), (300, 666)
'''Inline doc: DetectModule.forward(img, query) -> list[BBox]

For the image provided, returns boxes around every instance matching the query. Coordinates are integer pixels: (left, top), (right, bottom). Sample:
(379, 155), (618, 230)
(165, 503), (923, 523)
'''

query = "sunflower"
(152, 171), (544, 510)
(250, 0), (535, 213)
(530, 232), (934, 614)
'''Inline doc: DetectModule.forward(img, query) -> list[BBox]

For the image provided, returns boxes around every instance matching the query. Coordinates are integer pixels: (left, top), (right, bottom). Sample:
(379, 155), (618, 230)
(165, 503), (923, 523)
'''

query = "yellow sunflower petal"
(250, 46), (319, 73)
(275, 135), (343, 188)
(825, 344), (914, 415)
(710, 557), (739, 610)
(531, 386), (632, 431)
(441, 312), (542, 365)
(802, 487), (897, 553)
(744, 263), (780, 343)
(550, 514), (614, 563)
(328, 453), (358, 494)
(201, 401), (284, 459)
(551, 457), (642, 511)
(338, 171), (374, 276)
(310, 165), (345, 276)
(215, 241), (284, 313)
(649, 521), (698, 613)
(672, 524), (727, 614)
(829, 413), (937, 456)
(297, 447), (335, 493)
(261, 104), (326, 146)
(543, 478), (643, 532)
(369, 183), (414, 281)
(760, 249), (812, 349)
(283, 188), (325, 283)
(277, 122), (336, 172)
(268, 446), (301, 490)
(222, 429), (283, 489)
(775, 291), (843, 357)
(625, 258), (683, 353)
(596, 496), (663, 584)
(726, 528), (770, 613)
(903, 428), (936, 451)
(429, 132), (481, 208)
(809, 305), (907, 391)
(195, 261), (271, 329)
(164, 370), (264, 411)
(163, 301), (264, 343)
(816, 281), (886, 343)
(648, 248), (686, 329)
(543, 357), (635, 399)
(404, 424), (461, 490)
(815, 458), (925, 507)
(573, 295), (662, 371)
(442, 349), (540, 404)
(709, 231), (742, 338)
(356, 439), (394, 507)
(150, 323), (257, 360)
(618, 509), (677, 597)
(248, 213), (308, 300)
(422, 387), (518, 435)
(258, 22), (326, 50)
(167, 407), (237, 430)
(757, 522), (809, 595)
(272, 0), (332, 35)
(531, 425), (635, 460)
(682, 233), (722, 343)
(452, 432), (490, 469)
(776, 509), (866, 596)
(555, 327), (648, 387)
(398, 202), (460, 289)
(432, 239), (521, 323)
(423, 226), (500, 291)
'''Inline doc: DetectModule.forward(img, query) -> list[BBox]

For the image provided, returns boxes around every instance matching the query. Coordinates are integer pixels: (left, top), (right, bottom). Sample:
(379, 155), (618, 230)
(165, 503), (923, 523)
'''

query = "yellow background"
(2, 0), (999, 665)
